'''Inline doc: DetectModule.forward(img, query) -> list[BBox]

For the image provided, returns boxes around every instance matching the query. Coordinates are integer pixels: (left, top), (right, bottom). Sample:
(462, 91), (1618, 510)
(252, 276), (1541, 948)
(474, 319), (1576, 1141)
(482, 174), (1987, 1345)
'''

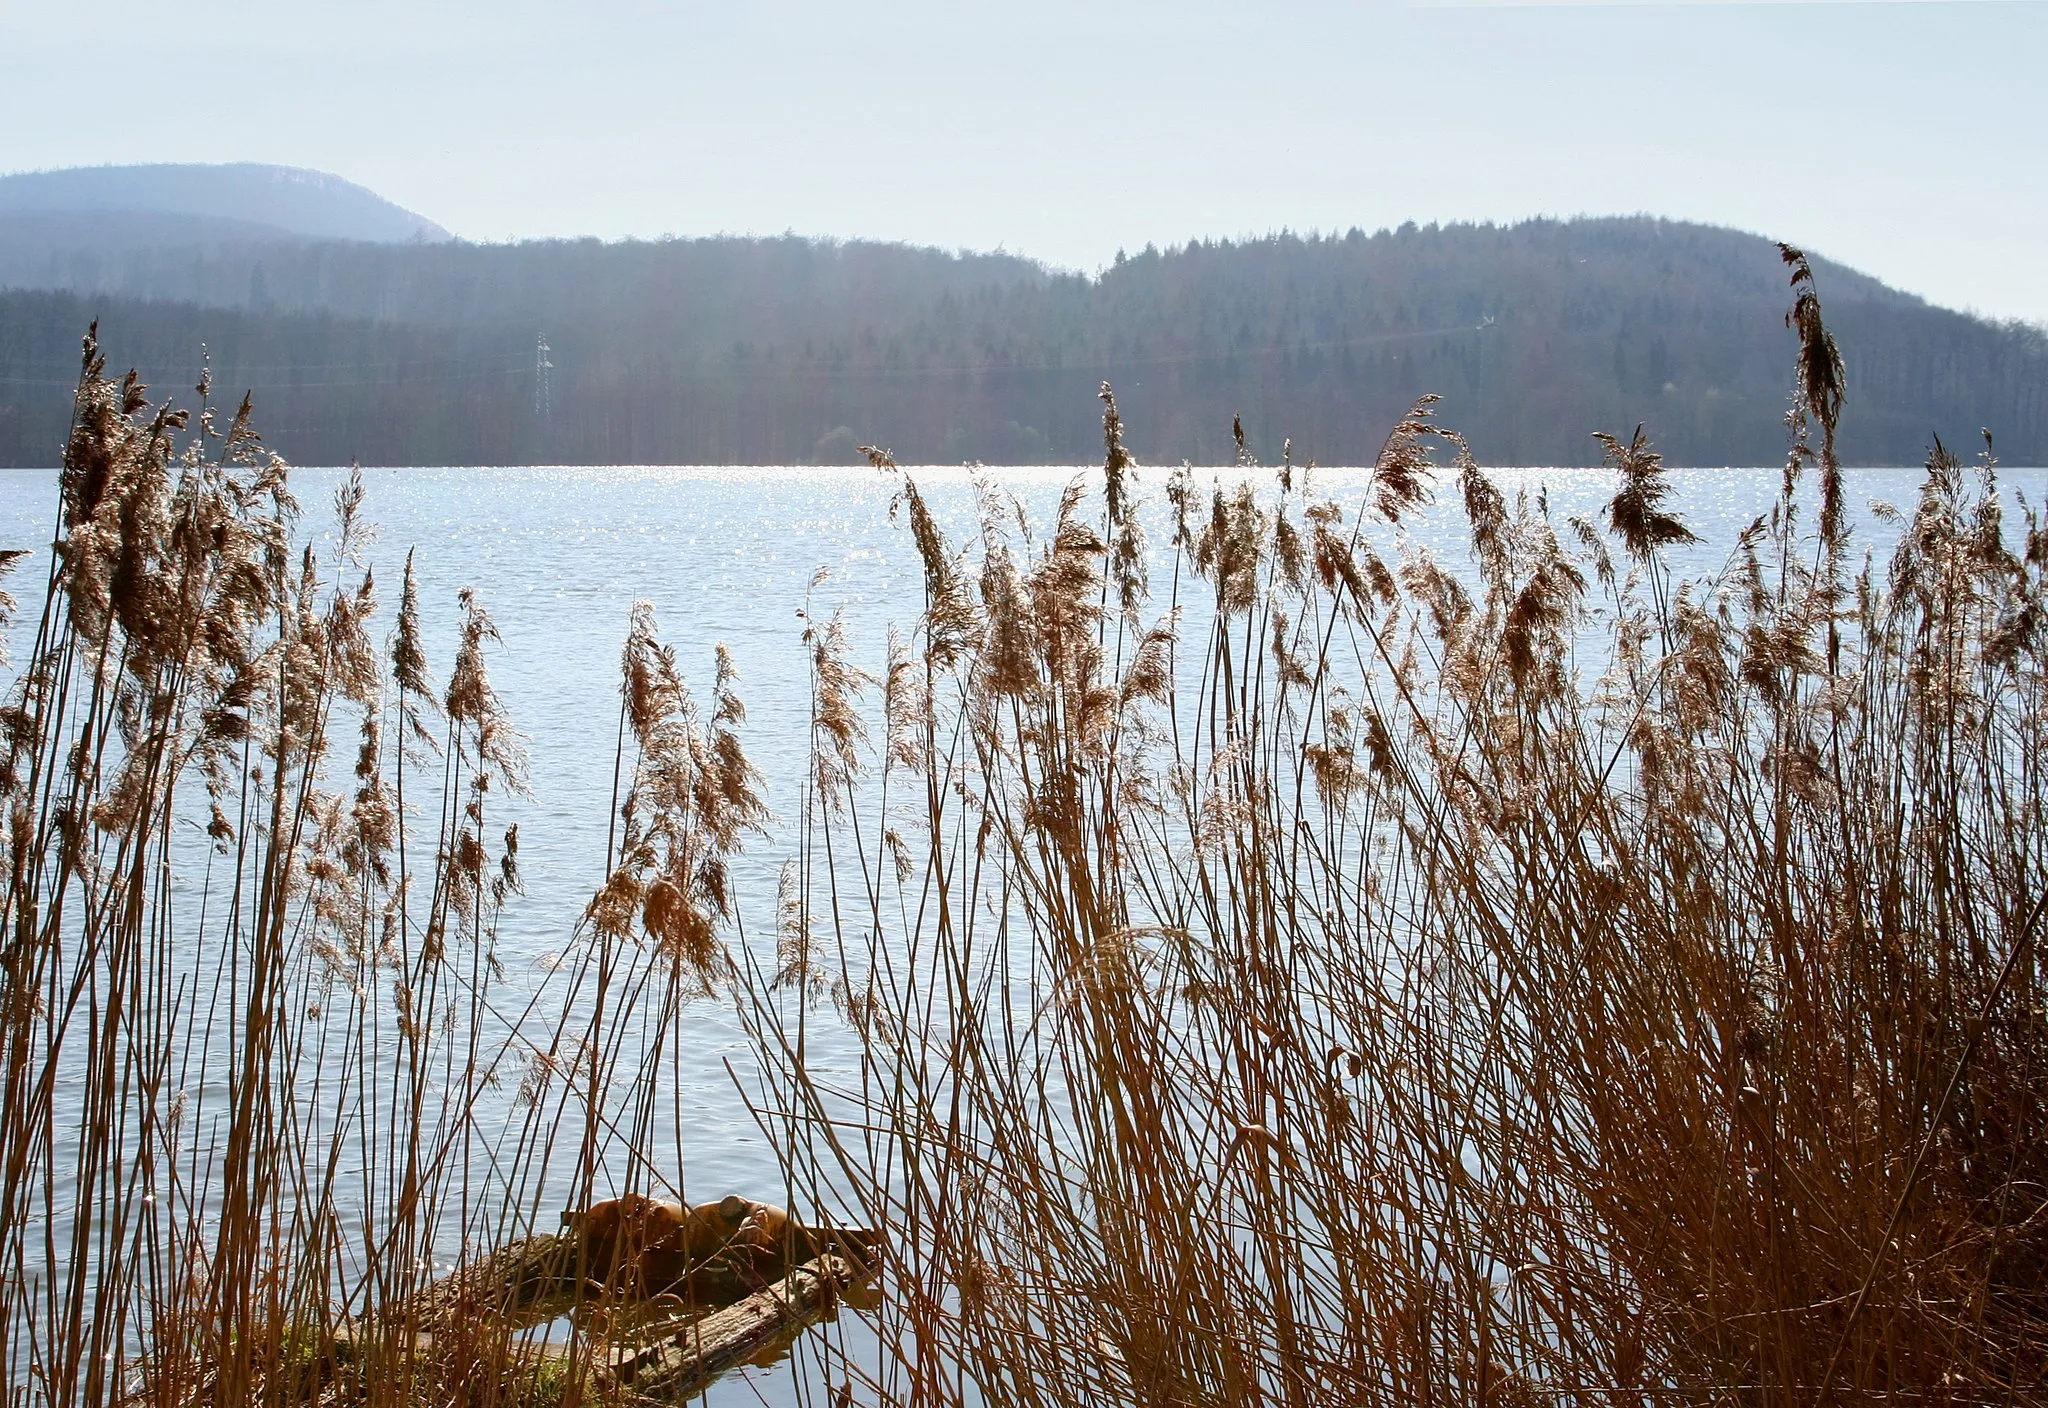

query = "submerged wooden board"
(133, 1231), (875, 1408)
(392, 1228), (877, 1402)
(603, 1254), (854, 1402)
(399, 1221), (878, 1331)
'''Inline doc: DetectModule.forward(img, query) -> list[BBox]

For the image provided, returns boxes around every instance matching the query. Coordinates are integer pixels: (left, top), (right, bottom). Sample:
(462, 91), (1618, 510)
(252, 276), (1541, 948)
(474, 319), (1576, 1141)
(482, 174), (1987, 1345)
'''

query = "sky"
(1, 0), (2043, 324)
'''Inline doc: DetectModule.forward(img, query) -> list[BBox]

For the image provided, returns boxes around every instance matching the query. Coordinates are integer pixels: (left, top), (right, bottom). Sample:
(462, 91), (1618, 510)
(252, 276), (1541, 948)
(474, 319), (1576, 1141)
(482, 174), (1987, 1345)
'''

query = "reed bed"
(738, 249), (2048, 1405)
(0, 242), (2040, 1408)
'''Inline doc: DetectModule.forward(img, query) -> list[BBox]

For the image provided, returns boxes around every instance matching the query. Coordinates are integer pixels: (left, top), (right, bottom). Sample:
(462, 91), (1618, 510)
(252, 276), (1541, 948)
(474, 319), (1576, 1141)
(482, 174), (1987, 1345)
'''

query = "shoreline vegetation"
(0, 244), (2043, 1406)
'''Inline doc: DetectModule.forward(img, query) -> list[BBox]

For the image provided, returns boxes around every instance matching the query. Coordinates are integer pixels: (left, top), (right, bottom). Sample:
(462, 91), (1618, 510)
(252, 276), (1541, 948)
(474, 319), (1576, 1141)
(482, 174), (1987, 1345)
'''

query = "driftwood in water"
(385, 1220), (877, 1402)
(397, 1221), (878, 1330)
(143, 1222), (875, 1407)
(601, 1254), (854, 1401)
(565, 1193), (882, 1305)
(397, 1231), (587, 1332)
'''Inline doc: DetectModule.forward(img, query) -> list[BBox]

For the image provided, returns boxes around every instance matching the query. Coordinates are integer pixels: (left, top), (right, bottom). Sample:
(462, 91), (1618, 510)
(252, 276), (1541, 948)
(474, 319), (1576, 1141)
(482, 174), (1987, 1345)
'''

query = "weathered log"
(384, 1219), (879, 1402)
(129, 1228), (875, 1408)
(603, 1254), (853, 1402)
(566, 1193), (882, 1305)
(397, 1231), (587, 1333)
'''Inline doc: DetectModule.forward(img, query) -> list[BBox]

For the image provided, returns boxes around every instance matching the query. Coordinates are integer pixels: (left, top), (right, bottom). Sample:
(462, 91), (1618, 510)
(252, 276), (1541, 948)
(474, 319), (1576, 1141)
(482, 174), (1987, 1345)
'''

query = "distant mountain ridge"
(0, 214), (2042, 467)
(0, 163), (450, 245)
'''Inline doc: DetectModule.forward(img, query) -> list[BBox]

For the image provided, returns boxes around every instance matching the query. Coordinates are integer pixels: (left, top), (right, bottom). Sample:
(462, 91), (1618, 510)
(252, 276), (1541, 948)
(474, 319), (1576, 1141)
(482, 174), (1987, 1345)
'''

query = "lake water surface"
(0, 460), (2026, 1403)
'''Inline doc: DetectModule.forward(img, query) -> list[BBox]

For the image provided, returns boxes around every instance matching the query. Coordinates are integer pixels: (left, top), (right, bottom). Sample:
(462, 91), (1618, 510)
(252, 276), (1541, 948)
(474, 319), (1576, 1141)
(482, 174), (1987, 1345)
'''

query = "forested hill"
(2, 217), (2043, 467)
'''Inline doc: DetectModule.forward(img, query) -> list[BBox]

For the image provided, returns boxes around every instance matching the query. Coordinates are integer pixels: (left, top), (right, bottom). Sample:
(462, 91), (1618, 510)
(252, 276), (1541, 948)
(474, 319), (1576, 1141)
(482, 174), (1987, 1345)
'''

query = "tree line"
(1, 217), (2042, 467)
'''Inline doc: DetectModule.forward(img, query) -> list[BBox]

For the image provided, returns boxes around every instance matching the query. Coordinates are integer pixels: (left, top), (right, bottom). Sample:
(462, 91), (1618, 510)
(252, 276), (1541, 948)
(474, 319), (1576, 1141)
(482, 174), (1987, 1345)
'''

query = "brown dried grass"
(736, 270), (2048, 1406)
(0, 248), (2041, 1408)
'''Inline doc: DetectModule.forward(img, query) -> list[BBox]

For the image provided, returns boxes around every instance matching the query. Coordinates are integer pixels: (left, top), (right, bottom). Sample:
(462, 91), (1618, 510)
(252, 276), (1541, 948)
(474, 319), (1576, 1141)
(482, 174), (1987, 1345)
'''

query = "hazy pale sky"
(2, 0), (2043, 323)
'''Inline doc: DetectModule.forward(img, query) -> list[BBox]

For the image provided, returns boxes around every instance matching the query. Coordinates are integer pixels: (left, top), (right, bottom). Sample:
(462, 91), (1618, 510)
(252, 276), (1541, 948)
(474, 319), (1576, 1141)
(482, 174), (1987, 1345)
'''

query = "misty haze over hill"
(0, 164), (451, 245)
(0, 179), (2041, 468)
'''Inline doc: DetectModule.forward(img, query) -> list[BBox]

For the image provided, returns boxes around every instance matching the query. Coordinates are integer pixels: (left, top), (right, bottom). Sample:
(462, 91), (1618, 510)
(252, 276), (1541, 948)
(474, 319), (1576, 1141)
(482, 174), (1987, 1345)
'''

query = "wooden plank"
(604, 1254), (854, 1402)
(399, 1220), (880, 1329)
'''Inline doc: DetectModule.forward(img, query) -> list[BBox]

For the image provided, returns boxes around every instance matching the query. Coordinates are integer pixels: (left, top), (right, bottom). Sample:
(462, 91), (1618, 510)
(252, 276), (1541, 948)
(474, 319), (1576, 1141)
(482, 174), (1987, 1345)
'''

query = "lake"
(0, 458), (2025, 1404)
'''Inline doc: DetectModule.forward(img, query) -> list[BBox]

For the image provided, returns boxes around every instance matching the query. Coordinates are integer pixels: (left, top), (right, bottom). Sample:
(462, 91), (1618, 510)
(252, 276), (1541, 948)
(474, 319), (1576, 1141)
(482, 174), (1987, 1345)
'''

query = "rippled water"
(0, 459), (2011, 1402)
